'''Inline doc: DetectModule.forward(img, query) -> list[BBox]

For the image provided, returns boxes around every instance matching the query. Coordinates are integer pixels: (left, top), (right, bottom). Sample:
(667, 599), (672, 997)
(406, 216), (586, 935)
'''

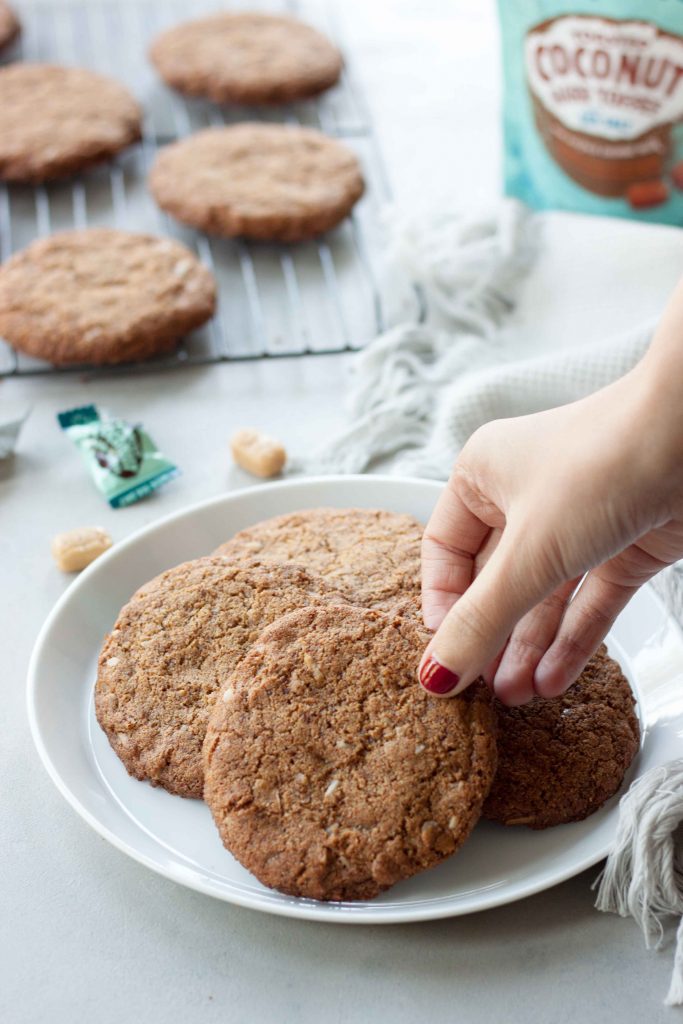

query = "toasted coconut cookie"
(0, 64), (141, 182)
(214, 507), (423, 610)
(0, 229), (216, 366)
(149, 124), (364, 241)
(95, 558), (349, 799)
(150, 12), (342, 105)
(204, 604), (496, 902)
(483, 646), (640, 829)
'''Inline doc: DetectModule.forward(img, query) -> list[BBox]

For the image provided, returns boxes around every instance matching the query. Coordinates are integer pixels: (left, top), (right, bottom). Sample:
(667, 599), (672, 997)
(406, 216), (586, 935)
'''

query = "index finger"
(421, 478), (491, 631)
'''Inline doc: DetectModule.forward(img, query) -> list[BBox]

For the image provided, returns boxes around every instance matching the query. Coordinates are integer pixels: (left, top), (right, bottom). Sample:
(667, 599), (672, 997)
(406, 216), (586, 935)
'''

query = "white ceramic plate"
(27, 476), (683, 924)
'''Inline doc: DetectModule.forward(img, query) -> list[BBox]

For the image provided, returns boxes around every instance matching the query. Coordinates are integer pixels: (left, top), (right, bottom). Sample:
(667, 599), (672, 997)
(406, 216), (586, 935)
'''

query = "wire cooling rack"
(0, 0), (420, 377)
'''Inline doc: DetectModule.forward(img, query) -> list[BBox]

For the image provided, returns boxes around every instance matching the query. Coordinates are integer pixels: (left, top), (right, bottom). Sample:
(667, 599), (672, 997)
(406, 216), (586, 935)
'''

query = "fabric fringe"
(289, 200), (538, 476)
(291, 200), (653, 478)
(594, 760), (683, 1005)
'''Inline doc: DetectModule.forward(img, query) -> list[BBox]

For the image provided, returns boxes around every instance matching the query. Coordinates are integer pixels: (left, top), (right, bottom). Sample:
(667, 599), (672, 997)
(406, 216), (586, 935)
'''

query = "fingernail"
(419, 654), (461, 695)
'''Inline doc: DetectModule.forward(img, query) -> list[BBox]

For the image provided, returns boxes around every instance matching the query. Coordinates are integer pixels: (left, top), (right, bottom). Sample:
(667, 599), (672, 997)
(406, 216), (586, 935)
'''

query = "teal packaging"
(498, 0), (683, 223)
(58, 405), (179, 508)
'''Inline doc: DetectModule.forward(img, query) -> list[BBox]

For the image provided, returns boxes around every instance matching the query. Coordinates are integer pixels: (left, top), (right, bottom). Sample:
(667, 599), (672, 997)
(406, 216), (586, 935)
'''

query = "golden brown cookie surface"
(214, 507), (423, 610)
(204, 605), (497, 901)
(150, 12), (342, 104)
(483, 646), (640, 829)
(95, 558), (349, 799)
(0, 229), (216, 366)
(0, 1), (20, 52)
(149, 124), (364, 241)
(0, 64), (141, 182)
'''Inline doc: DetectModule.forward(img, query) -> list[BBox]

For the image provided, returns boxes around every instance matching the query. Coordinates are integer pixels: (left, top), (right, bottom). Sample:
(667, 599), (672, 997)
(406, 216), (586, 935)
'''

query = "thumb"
(418, 530), (560, 698)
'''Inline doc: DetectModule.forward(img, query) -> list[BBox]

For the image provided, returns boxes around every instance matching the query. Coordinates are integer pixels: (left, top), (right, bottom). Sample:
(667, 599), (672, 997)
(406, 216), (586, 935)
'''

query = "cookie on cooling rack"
(0, 1), (20, 53)
(0, 229), (216, 366)
(149, 124), (364, 242)
(0, 64), (141, 182)
(149, 12), (342, 105)
(213, 507), (423, 611)
(204, 604), (497, 901)
(95, 558), (351, 799)
(482, 645), (640, 829)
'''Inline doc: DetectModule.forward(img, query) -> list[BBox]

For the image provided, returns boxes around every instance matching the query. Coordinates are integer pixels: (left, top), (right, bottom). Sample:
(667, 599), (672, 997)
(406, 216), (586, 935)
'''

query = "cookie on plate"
(0, 229), (216, 366)
(0, 1), (20, 53)
(0, 64), (141, 182)
(150, 12), (342, 105)
(149, 124), (364, 241)
(482, 646), (640, 829)
(214, 507), (423, 610)
(95, 558), (350, 799)
(204, 604), (496, 901)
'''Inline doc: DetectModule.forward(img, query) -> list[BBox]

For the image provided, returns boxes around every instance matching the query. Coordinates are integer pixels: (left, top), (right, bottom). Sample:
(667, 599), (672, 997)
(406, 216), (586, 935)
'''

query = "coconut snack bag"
(499, 0), (683, 223)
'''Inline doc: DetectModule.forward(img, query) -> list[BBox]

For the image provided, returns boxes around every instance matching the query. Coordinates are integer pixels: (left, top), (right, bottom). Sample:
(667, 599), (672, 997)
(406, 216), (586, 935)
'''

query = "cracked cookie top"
(214, 507), (423, 611)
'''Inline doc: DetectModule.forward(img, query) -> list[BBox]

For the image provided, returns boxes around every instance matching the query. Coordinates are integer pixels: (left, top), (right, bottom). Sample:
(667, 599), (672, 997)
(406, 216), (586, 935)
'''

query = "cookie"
(149, 124), (364, 241)
(214, 507), (423, 610)
(0, 64), (141, 182)
(0, 229), (216, 366)
(150, 12), (342, 105)
(95, 558), (349, 799)
(482, 646), (640, 829)
(0, 1), (20, 53)
(204, 605), (496, 901)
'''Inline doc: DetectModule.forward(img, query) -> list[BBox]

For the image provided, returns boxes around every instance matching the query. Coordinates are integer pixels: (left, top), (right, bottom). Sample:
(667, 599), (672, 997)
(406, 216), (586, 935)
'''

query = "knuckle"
(552, 630), (598, 665)
(607, 546), (668, 586)
(506, 631), (547, 661)
(573, 596), (614, 631)
(542, 589), (570, 613)
(451, 463), (503, 528)
(421, 532), (474, 565)
(464, 419), (502, 456)
(450, 597), (498, 645)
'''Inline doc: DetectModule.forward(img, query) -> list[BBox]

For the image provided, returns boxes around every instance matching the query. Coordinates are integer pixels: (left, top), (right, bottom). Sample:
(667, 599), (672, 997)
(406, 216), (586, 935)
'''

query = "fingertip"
(421, 591), (457, 633)
(492, 667), (536, 707)
(422, 608), (445, 632)
(533, 656), (569, 699)
(418, 652), (466, 698)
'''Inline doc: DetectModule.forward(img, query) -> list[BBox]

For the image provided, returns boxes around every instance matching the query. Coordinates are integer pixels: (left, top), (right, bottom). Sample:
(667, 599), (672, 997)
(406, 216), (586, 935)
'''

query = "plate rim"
(25, 474), (673, 924)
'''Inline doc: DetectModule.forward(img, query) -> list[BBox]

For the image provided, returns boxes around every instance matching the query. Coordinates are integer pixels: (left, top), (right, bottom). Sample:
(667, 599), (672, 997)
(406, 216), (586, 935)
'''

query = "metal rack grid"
(0, 0), (421, 378)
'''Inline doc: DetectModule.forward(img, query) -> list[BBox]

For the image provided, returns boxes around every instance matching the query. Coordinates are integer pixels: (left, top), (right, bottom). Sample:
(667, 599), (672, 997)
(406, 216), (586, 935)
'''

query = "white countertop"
(3, 2), (683, 1021)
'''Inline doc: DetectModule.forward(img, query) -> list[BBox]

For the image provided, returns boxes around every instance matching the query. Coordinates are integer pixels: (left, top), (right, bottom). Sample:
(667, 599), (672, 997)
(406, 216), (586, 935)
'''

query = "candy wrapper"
(58, 404), (178, 508)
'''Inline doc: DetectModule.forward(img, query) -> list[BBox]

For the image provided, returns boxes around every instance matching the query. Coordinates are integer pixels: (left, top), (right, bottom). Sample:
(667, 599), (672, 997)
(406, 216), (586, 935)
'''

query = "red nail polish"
(419, 655), (460, 695)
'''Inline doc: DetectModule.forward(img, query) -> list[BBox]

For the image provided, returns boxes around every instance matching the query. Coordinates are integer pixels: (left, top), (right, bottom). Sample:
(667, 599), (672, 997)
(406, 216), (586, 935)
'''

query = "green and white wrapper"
(58, 404), (178, 508)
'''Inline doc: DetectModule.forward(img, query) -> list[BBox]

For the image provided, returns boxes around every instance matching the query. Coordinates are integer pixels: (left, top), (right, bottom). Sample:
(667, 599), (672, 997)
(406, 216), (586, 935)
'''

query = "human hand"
(418, 326), (683, 706)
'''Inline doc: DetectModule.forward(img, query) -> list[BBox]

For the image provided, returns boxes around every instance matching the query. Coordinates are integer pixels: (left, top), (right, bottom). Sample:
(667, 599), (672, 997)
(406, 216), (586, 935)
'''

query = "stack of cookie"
(0, 12), (364, 366)
(95, 507), (640, 902)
